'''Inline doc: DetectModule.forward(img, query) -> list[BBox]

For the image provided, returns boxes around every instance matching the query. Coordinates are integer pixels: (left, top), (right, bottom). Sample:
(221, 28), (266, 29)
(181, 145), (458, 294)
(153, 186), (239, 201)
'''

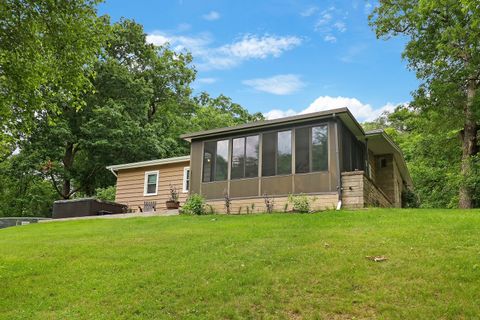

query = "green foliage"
(0, 0), (109, 159)
(95, 186), (116, 202)
(288, 194), (316, 213)
(363, 105), (480, 208)
(0, 3), (266, 216)
(0, 157), (58, 217)
(369, 0), (480, 208)
(181, 194), (206, 215)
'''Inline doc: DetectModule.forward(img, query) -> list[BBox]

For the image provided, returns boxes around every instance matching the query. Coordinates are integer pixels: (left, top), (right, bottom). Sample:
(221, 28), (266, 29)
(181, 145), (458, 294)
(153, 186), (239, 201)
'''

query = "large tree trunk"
(459, 80), (478, 208)
(62, 142), (75, 199)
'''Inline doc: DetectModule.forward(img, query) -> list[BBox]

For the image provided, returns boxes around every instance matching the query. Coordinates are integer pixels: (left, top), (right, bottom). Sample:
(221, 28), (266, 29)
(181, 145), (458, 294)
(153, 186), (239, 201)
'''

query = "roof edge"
(106, 155), (190, 171)
(181, 107), (354, 141)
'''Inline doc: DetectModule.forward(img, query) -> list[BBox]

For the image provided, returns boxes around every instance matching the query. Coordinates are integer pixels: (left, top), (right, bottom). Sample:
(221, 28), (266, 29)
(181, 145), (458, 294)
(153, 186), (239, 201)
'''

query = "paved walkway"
(40, 210), (179, 223)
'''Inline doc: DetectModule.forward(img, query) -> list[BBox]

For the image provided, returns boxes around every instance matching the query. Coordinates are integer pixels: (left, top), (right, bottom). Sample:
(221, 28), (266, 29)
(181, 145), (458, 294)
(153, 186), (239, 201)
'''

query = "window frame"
(294, 124), (329, 174)
(143, 170), (159, 196)
(182, 166), (190, 193)
(202, 139), (230, 183)
(230, 134), (260, 180)
(261, 129), (293, 177)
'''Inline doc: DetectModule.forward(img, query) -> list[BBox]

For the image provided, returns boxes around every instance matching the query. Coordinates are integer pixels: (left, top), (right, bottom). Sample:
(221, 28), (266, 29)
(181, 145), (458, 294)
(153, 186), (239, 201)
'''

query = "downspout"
(365, 137), (369, 178)
(334, 116), (342, 210)
(108, 168), (118, 178)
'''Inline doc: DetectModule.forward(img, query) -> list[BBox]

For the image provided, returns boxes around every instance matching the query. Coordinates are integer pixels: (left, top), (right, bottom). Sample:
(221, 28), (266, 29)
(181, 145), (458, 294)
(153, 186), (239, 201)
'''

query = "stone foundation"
(205, 193), (339, 214)
(341, 171), (391, 209)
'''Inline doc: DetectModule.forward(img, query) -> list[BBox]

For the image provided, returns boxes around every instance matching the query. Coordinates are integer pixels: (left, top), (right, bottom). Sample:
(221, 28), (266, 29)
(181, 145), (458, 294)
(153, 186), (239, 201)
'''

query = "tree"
(369, 0), (480, 208)
(21, 19), (196, 199)
(0, 0), (109, 159)
(189, 92), (264, 132)
(364, 105), (467, 208)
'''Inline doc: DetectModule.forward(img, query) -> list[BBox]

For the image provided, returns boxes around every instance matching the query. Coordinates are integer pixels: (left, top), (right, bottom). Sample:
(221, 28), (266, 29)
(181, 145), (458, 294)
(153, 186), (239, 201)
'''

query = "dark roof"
(181, 107), (365, 142)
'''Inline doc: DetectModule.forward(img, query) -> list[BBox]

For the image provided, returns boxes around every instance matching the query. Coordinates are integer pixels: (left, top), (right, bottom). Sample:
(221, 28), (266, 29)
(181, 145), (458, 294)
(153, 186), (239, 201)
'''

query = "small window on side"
(380, 158), (388, 168)
(183, 167), (190, 193)
(144, 171), (159, 196)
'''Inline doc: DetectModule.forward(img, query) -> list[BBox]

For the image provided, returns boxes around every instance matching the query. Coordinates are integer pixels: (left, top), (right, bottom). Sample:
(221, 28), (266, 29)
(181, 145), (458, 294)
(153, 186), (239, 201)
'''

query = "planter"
(166, 200), (180, 210)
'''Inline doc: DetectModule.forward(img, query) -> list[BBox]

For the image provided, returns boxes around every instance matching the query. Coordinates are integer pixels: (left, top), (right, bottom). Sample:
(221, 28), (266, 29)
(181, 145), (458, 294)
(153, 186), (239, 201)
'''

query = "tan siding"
(114, 161), (189, 212)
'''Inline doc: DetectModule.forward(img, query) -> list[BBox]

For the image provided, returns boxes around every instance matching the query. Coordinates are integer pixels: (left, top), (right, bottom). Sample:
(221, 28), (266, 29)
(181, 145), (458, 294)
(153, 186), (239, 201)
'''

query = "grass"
(1, 209), (480, 319)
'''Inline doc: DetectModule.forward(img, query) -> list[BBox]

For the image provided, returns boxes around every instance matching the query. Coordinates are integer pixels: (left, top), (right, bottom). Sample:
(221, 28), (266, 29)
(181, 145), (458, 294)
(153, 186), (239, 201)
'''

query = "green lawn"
(1, 209), (480, 319)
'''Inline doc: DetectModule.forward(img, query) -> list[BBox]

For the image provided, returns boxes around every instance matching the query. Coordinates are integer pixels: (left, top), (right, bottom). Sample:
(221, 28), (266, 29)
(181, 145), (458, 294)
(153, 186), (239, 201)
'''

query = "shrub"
(181, 194), (206, 215)
(95, 186), (116, 202)
(288, 194), (316, 213)
(263, 193), (274, 213)
(224, 190), (231, 214)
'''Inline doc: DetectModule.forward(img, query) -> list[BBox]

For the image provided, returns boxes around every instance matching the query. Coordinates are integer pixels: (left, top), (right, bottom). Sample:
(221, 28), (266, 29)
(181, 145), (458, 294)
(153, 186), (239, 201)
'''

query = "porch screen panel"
(215, 140), (229, 181)
(202, 141), (216, 182)
(277, 130), (292, 175)
(231, 137), (245, 179)
(245, 135), (259, 178)
(262, 132), (276, 176)
(295, 127), (309, 173)
(312, 125), (328, 171)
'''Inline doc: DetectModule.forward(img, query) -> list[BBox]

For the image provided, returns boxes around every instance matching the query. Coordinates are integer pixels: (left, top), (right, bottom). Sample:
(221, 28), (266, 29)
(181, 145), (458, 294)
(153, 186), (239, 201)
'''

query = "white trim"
(106, 156), (190, 172)
(182, 167), (190, 193)
(144, 170), (159, 196)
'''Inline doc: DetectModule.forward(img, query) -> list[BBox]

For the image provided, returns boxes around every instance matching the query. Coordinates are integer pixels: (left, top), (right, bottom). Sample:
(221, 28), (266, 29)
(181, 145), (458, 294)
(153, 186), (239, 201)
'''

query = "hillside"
(1, 209), (479, 319)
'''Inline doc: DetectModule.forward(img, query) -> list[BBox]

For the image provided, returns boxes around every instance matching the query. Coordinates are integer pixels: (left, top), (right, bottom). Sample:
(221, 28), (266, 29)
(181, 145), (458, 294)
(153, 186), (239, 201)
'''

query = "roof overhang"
(366, 130), (413, 188)
(106, 155), (190, 172)
(181, 107), (365, 142)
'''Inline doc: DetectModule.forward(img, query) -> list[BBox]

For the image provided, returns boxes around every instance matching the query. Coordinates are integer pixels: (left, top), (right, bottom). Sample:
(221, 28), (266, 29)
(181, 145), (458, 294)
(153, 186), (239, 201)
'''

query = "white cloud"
(243, 74), (305, 95)
(312, 7), (348, 42)
(301, 6), (319, 17)
(220, 35), (302, 59)
(197, 77), (217, 84)
(203, 11), (220, 21)
(264, 109), (297, 120)
(314, 12), (333, 30)
(334, 21), (347, 32)
(324, 35), (337, 43)
(147, 32), (303, 71)
(264, 96), (404, 121)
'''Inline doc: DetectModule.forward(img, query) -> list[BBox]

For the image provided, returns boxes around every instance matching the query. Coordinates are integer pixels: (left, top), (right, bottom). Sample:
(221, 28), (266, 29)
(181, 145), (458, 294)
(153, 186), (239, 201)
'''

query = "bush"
(288, 194), (316, 213)
(95, 186), (116, 202)
(181, 194), (206, 215)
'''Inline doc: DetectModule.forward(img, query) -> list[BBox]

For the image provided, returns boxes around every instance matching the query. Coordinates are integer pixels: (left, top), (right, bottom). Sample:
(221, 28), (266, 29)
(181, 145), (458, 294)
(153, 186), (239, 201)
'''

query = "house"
(107, 107), (412, 213)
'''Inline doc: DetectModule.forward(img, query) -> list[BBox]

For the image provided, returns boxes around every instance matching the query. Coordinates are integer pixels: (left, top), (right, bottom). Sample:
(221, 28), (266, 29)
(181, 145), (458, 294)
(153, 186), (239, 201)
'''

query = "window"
(312, 125), (328, 171)
(295, 125), (328, 173)
(245, 135), (259, 177)
(183, 167), (190, 193)
(262, 132), (276, 176)
(262, 130), (292, 176)
(231, 137), (245, 179)
(277, 130), (292, 175)
(202, 139), (229, 182)
(144, 171), (159, 196)
(231, 135), (259, 179)
(380, 157), (387, 168)
(295, 127), (309, 173)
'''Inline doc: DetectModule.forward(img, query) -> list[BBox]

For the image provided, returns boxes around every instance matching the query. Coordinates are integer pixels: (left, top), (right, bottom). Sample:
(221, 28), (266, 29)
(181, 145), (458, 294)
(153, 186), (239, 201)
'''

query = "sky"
(98, 0), (418, 122)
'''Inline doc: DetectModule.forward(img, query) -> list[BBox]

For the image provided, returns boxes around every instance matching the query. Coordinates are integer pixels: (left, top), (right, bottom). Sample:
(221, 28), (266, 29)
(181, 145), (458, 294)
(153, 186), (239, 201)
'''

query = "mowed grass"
(1, 209), (480, 319)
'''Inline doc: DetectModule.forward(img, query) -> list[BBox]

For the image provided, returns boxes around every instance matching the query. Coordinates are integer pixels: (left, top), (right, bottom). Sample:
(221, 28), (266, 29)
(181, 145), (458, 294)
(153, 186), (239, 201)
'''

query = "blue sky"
(98, 0), (418, 121)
